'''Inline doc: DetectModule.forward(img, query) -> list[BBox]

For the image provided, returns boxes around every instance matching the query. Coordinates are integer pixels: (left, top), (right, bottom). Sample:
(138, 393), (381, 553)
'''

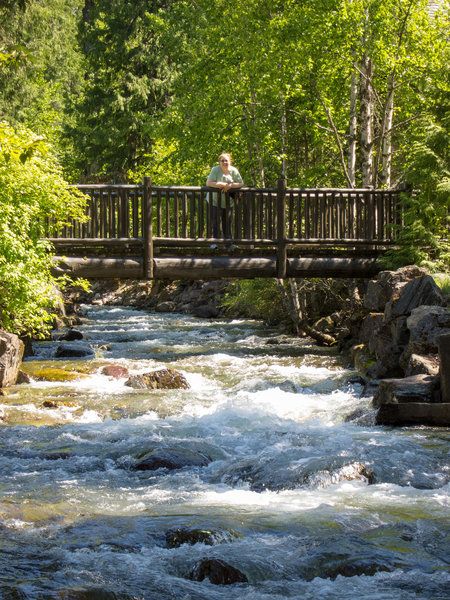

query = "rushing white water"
(0, 305), (448, 599)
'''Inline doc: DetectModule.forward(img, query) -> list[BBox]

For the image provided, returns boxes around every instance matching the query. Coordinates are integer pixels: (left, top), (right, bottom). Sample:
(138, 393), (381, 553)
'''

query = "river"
(0, 305), (448, 599)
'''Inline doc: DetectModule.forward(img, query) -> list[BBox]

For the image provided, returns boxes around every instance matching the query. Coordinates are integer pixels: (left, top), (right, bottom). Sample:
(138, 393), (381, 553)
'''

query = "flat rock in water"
(55, 344), (95, 358)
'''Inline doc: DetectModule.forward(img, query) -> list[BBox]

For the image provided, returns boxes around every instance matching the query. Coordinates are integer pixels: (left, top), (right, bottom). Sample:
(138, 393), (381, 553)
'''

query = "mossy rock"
(32, 367), (90, 382)
(125, 367), (190, 390)
(42, 399), (78, 408)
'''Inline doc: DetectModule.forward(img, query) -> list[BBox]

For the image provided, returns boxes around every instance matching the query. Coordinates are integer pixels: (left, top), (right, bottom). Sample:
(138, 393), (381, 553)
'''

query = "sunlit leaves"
(0, 121), (88, 336)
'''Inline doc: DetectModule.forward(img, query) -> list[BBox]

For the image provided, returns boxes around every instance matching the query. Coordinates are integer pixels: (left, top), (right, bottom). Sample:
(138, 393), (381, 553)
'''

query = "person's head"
(219, 153), (232, 168)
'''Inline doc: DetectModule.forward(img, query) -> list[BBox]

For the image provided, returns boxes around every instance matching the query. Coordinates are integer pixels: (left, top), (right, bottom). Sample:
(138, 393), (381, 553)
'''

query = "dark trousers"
(212, 205), (233, 238)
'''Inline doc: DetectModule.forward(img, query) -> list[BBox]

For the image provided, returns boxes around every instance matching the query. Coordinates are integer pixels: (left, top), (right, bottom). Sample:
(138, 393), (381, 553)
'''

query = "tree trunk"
(347, 64), (358, 188)
(379, 73), (395, 187)
(250, 90), (265, 186)
(276, 278), (301, 332)
(276, 278), (337, 345)
(360, 54), (374, 187)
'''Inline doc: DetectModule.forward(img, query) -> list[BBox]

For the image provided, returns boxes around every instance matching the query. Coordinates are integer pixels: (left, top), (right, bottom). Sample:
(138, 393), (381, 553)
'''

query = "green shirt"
(207, 164), (243, 207)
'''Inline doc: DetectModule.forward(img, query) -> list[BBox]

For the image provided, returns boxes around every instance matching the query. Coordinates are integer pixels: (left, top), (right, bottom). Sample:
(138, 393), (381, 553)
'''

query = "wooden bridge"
(49, 177), (403, 280)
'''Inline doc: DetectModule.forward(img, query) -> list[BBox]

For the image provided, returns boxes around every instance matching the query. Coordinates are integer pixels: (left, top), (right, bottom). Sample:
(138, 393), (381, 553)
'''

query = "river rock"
(298, 537), (394, 581)
(186, 558), (248, 585)
(16, 370), (32, 384)
(133, 447), (211, 471)
(218, 455), (375, 492)
(165, 527), (237, 548)
(125, 367), (190, 390)
(101, 364), (130, 379)
(55, 343), (95, 358)
(59, 328), (84, 341)
(193, 303), (220, 318)
(30, 367), (90, 382)
(155, 300), (176, 312)
(0, 330), (25, 387)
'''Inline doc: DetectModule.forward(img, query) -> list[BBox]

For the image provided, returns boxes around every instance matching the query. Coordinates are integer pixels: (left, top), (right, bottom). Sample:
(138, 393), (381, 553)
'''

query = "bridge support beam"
(52, 255), (382, 280)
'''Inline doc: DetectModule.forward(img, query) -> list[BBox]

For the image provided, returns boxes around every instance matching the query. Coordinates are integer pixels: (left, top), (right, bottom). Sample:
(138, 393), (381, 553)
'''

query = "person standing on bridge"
(206, 153), (244, 246)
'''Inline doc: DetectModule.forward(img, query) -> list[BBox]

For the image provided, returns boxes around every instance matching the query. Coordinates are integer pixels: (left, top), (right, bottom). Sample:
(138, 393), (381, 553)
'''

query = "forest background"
(0, 0), (449, 336)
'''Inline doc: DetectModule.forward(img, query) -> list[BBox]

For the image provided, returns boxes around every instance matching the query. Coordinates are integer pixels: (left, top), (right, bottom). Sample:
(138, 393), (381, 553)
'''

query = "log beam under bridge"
(52, 255), (382, 280)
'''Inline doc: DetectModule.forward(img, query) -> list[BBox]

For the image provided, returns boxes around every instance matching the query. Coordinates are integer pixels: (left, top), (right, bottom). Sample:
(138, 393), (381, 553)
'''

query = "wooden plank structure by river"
(48, 178), (403, 280)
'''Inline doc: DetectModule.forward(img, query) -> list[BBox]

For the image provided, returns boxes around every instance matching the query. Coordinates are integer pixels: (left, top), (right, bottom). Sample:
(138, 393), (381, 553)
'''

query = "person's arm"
(206, 178), (228, 190)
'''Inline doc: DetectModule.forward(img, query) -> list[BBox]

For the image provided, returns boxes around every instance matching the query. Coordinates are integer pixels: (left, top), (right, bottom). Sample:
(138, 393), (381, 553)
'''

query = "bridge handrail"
(57, 182), (404, 243)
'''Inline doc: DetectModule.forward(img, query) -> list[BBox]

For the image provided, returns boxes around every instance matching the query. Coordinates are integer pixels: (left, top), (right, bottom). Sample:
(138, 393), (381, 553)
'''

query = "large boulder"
(363, 266), (429, 312)
(384, 275), (445, 321)
(0, 330), (24, 387)
(400, 306), (450, 370)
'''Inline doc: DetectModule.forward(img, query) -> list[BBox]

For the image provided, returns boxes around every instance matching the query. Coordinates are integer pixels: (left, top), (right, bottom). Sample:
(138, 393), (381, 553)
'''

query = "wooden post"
(143, 176), (153, 279)
(276, 177), (287, 278)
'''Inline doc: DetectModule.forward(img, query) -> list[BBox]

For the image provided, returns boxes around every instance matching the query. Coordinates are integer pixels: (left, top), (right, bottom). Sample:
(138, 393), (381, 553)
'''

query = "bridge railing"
(52, 180), (402, 243)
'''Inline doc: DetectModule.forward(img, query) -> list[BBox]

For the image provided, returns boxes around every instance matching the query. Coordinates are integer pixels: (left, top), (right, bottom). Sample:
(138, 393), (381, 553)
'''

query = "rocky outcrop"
(348, 266), (450, 426)
(0, 330), (24, 388)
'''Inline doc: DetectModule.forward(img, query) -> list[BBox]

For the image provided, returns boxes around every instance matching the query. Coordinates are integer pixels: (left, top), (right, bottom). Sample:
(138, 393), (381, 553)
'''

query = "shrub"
(0, 120), (87, 336)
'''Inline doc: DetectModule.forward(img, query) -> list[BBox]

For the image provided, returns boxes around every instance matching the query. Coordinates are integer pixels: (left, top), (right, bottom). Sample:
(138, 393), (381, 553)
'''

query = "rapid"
(0, 305), (449, 599)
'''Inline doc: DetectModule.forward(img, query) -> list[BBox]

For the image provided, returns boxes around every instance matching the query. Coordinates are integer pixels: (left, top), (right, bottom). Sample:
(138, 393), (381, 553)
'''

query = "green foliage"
(433, 273), (450, 296)
(0, 121), (88, 336)
(0, 0), (85, 181)
(382, 59), (450, 272)
(221, 279), (286, 323)
(71, 0), (174, 181)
